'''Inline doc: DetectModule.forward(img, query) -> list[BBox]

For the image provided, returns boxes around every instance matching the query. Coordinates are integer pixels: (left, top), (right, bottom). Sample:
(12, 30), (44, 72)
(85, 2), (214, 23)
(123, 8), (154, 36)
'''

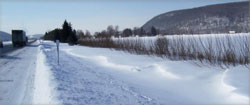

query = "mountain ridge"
(142, 1), (250, 35)
(0, 31), (11, 41)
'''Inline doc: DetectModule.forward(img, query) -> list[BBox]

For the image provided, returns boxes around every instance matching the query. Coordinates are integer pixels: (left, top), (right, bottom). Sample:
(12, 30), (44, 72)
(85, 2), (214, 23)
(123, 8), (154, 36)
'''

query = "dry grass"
(78, 35), (250, 66)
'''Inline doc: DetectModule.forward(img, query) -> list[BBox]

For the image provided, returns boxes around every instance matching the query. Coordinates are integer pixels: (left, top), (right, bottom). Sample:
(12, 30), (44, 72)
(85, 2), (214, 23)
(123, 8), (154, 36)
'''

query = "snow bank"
(41, 41), (249, 104)
(2, 41), (12, 45)
(32, 41), (60, 104)
(66, 44), (249, 104)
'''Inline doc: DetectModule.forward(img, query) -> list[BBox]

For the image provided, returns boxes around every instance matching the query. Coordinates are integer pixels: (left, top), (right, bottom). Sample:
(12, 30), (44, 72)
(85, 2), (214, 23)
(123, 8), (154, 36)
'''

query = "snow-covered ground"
(2, 41), (12, 46)
(40, 41), (249, 104)
(0, 40), (249, 104)
(2, 40), (34, 46)
(0, 42), (38, 104)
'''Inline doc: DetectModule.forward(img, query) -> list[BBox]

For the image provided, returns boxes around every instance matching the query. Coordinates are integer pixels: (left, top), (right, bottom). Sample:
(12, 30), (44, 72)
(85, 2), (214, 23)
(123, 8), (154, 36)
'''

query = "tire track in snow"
(0, 43), (38, 104)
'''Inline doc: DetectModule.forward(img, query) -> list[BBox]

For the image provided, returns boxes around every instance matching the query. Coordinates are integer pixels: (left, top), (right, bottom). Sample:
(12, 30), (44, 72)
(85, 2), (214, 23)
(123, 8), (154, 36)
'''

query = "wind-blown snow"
(38, 41), (249, 104)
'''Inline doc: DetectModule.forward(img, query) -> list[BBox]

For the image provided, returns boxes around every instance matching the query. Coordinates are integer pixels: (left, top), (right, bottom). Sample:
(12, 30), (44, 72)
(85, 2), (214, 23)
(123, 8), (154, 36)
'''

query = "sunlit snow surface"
(39, 40), (249, 104)
(33, 45), (59, 104)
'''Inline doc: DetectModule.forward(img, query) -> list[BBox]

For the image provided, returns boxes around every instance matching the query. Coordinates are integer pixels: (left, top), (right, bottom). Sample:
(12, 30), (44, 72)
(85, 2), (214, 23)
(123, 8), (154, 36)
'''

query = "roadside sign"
(56, 40), (59, 65)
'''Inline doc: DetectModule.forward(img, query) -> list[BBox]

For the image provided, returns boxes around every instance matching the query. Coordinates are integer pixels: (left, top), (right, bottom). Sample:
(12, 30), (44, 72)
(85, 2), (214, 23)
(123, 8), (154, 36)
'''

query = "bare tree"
(114, 25), (119, 37)
(76, 30), (85, 39)
(85, 30), (91, 37)
(107, 25), (115, 37)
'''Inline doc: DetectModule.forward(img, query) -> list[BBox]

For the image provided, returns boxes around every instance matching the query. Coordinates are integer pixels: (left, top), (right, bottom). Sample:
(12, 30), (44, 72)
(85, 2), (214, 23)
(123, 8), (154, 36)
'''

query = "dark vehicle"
(0, 41), (3, 48)
(12, 30), (27, 47)
(26, 37), (28, 43)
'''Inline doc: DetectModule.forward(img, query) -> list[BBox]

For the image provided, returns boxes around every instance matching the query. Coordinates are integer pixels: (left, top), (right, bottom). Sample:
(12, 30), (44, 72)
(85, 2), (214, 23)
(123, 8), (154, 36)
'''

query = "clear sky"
(0, 0), (247, 35)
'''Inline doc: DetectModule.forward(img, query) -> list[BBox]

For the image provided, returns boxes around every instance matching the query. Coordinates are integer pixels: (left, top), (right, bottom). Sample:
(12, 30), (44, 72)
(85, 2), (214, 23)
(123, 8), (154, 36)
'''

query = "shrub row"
(78, 35), (250, 66)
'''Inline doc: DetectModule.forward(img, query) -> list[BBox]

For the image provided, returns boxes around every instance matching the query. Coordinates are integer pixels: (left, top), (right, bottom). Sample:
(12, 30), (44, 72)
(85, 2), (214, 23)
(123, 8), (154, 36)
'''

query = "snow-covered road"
(0, 42), (38, 104)
(0, 40), (249, 104)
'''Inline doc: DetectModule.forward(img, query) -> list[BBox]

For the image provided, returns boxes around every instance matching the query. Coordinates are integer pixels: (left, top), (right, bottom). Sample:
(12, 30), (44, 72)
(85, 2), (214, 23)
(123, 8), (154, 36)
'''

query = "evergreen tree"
(151, 26), (157, 36)
(139, 27), (146, 36)
(62, 20), (72, 42)
(54, 29), (60, 42)
(122, 28), (132, 37)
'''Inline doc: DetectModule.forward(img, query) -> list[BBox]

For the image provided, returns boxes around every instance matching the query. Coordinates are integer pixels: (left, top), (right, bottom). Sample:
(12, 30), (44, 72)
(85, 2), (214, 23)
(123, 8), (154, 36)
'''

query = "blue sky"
(0, 0), (246, 35)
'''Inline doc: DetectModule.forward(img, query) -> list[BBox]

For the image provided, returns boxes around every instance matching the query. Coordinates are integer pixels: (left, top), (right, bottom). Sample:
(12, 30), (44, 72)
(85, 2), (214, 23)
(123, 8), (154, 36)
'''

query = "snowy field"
(37, 40), (249, 104)
(0, 40), (249, 104)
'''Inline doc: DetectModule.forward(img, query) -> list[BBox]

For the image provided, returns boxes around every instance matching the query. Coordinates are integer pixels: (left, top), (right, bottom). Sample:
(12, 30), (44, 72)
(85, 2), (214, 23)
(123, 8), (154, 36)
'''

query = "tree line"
(89, 25), (158, 38)
(77, 24), (158, 39)
(43, 20), (159, 44)
(43, 20), (77, 45)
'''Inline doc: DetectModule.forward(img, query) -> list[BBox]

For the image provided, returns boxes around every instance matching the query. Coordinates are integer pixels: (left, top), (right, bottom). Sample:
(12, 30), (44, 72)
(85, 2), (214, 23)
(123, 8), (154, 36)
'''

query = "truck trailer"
(12, 30), (27, 47)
